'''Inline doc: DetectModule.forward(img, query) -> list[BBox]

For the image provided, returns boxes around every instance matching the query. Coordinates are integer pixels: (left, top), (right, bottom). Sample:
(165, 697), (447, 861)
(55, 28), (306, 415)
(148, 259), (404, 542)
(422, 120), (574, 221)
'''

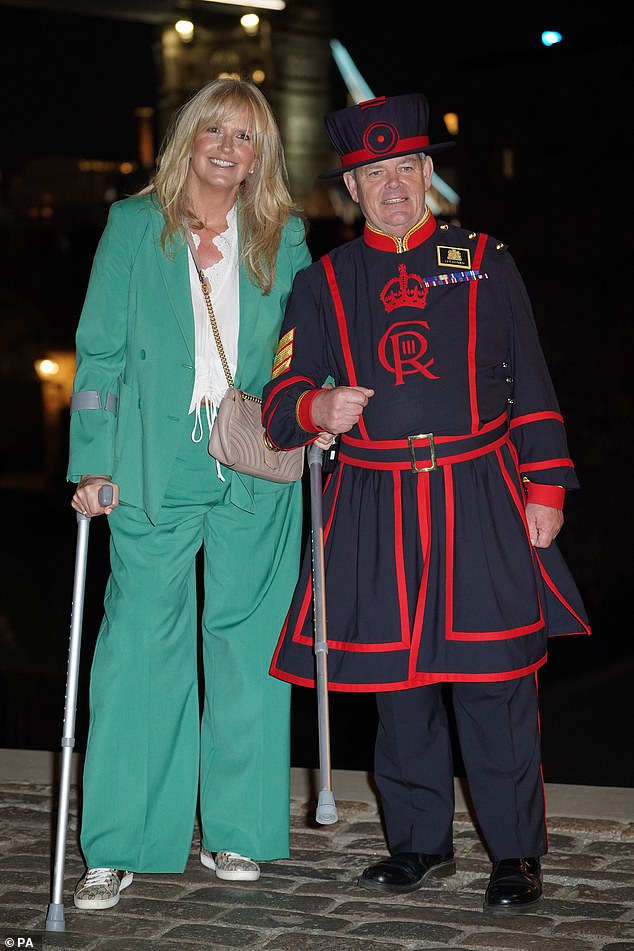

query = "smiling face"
(343, 153), (434, 237)
(187, 103), (256, 202)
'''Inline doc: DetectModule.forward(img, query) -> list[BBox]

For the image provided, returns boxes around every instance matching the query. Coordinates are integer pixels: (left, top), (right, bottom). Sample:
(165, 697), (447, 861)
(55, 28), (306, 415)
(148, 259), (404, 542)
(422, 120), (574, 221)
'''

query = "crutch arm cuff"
(70, 390), (119, 415)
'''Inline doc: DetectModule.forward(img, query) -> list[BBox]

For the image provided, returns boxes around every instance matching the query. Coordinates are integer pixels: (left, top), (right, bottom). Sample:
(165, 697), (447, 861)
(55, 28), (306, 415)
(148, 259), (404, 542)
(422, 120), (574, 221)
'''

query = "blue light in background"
(541, 30), (563, 47)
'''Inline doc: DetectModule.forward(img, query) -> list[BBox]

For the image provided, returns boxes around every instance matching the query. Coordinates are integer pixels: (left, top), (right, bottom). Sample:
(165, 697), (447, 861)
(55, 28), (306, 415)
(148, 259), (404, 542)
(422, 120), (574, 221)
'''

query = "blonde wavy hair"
(141, 78), (304, 295)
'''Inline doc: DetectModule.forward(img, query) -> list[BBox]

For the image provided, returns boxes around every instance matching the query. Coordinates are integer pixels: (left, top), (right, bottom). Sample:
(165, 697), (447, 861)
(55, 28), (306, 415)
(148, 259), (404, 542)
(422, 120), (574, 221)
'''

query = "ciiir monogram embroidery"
(378, 321), (439, 385)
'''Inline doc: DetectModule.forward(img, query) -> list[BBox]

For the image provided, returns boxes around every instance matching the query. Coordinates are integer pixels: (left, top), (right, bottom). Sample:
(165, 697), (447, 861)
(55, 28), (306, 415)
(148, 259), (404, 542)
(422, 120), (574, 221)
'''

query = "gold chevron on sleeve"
(272, 328), (295, 378)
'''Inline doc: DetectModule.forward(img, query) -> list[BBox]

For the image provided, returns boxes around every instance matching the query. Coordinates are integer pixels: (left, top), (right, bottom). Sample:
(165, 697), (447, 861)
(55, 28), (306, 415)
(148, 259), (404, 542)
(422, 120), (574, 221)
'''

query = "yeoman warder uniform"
(262, 94), (590, 911)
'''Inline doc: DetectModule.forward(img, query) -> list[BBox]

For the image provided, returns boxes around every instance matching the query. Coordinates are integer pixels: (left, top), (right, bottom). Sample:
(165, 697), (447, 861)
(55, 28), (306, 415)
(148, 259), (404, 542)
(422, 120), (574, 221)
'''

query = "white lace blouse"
(187, 204), (239, 443)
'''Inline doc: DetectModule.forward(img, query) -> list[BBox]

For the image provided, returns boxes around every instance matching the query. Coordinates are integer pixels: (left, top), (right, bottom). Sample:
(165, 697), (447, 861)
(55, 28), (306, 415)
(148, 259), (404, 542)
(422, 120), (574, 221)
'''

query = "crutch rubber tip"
(45, 903), (65, 931)
(316, 789), (338, 825)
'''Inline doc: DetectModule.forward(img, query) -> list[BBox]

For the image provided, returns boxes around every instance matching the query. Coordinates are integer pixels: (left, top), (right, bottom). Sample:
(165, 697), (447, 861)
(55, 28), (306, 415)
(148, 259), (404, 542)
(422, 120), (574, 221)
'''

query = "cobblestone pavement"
(1, 757), (634, 951)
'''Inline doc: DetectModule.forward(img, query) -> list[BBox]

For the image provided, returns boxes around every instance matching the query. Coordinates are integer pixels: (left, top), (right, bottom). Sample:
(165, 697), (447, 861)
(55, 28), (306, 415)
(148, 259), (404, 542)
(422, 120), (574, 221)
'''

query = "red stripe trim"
(321, 254), (370, 441)
(535, 552), (592, 635)
(520, 459), (574, 472)
(292, 569), (314, 647)
(325, 640), (411, 654)
(360, 96), (387, 108)
(393, 471), (411, 645)
(467, 233), (488, 431)
(446, 446), (545, 641)
(496, 444), (552, 642)
(409, 473), (431, 677)
(340, 135), (430, 167)
(318, 465), (408, 652)
(291, 463), (344, 648)
(320, 466), (410, 654)
(342, 410), (507, 450)
(510, 411), (565, 429)
(501, 439), (544, 546)
(295, 464), (411, 654)
(339, 431), (509, 470)
(444, 466), (455, 640)
(449, 619), (544, 641)
(498, 446), (529, 531)
(269, 656), (548, 692)
(525, 482), (565, 509)
(296, 388), (324, 432)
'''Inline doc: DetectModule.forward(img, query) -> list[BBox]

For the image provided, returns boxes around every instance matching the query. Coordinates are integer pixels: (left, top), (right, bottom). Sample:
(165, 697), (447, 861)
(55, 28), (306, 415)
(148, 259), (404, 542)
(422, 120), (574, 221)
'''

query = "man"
(262, 93), (590, 913)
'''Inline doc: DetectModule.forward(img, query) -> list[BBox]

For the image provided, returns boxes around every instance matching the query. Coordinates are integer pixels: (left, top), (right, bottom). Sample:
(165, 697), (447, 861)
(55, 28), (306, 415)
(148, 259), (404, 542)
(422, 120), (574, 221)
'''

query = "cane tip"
(45, 902), (66, 930)
(316, 789), (338, 824)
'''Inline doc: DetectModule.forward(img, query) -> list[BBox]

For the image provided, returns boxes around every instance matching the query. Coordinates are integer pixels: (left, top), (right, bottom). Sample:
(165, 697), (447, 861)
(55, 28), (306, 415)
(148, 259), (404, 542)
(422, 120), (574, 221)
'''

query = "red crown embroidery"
(380, 263), (428, 313)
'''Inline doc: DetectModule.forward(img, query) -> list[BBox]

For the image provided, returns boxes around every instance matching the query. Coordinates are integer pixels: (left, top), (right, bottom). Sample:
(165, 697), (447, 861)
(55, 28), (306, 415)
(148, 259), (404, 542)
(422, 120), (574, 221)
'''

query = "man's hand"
(311, 385), (374, 434)
(525, 502), (563, 548)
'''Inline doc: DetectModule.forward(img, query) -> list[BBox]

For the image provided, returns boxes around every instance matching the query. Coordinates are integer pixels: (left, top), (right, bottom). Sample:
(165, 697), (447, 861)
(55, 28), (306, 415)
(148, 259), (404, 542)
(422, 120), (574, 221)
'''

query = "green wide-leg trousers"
(80, 433), (301, 872)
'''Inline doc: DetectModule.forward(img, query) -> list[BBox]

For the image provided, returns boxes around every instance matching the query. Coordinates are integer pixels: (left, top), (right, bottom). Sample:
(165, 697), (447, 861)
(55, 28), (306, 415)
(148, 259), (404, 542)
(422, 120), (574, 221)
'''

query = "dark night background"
(0, 1), (632, 788)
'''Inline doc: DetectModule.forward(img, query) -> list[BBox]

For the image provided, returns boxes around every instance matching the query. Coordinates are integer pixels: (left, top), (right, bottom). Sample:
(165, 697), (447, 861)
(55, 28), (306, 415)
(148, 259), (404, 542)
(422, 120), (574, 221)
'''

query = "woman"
(68, 78), (311, 910)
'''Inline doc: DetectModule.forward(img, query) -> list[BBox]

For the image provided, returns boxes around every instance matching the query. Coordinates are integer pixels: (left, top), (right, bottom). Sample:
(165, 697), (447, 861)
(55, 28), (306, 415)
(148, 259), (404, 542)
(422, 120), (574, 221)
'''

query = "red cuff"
(296, 389), (325, 433)
(525, 481), (565, 509)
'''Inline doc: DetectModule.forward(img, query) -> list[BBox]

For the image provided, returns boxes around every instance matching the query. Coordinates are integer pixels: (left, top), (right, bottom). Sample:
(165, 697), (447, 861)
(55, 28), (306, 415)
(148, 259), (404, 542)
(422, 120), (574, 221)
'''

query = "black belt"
(339, 413), (510, 473)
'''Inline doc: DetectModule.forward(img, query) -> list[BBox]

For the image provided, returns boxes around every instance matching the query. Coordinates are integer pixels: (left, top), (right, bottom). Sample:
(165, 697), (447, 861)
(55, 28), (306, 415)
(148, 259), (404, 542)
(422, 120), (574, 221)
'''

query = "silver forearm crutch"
(46, 484), (113, 932)
(307, 443), (338, 825)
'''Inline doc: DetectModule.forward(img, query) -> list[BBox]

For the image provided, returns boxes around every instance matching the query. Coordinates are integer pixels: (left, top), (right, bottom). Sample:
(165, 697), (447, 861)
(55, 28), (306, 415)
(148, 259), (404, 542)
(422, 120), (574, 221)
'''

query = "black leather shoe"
(359, 851), (456, 893)
(483, 857), (543, 913)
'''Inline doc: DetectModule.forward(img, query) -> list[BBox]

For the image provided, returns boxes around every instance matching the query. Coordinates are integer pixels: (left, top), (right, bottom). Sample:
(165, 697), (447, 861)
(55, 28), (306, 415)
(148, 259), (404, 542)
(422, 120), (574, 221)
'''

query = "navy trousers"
(374, 675), (548, 861)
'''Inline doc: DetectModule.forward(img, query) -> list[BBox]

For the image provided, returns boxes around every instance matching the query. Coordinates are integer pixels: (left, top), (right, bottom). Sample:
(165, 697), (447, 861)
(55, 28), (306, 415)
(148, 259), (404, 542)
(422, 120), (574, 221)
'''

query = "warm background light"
(240, 13), (260, 36)
(443, 112), (459, 136)
(175, 20), (195, 42)
(34, 359), (59, 380)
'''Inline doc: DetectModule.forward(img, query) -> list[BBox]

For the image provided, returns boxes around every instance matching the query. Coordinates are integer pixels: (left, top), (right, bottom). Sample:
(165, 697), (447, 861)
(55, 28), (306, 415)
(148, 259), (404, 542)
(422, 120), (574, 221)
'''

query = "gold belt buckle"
(407, 433), (437, 473)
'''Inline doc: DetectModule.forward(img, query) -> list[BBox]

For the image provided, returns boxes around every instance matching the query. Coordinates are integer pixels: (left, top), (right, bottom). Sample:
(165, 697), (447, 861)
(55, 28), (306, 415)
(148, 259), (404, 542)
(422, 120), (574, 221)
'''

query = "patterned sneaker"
(200, 849), (260, 881)
(73, 868), (133, 909)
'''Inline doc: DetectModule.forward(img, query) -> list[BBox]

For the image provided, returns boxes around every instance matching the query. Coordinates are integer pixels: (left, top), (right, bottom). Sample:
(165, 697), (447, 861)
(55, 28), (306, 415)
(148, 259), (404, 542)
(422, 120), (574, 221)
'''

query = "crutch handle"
(307, 442), (324, 468)
(99, 483), (114, 507)
(77, 483), (114, 523)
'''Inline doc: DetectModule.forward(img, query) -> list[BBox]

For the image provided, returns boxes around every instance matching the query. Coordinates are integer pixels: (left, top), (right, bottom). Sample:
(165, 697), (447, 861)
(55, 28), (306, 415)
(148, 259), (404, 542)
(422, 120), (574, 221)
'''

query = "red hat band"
(340, 133), (431, 170)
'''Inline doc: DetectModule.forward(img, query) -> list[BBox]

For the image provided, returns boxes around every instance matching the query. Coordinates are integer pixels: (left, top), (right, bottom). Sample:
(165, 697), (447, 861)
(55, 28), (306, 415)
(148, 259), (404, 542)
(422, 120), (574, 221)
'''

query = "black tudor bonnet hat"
(319, 93), (454, 180)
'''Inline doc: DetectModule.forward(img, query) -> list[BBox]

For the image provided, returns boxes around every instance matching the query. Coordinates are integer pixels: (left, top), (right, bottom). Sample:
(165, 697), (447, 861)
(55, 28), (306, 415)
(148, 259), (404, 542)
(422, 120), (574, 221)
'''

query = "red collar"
(363, 211), (437, 253)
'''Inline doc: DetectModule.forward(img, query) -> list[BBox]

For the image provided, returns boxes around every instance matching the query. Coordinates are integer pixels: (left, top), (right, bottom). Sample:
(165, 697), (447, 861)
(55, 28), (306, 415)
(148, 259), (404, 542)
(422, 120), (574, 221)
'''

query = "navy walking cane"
(307, 443), (338, 825)
(46, 483), (113, 932)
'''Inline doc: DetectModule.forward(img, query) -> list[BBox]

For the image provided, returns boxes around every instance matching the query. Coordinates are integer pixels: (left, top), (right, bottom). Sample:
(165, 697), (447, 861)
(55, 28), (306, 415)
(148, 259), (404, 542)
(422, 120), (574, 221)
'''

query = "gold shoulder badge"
(271, 327), (295, 379)
(437, 246), (472, 269)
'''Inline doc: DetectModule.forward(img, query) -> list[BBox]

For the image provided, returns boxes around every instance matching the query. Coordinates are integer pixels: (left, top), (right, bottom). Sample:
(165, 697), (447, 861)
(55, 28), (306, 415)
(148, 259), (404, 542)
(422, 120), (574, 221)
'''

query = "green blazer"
(68, 194), (311, 522)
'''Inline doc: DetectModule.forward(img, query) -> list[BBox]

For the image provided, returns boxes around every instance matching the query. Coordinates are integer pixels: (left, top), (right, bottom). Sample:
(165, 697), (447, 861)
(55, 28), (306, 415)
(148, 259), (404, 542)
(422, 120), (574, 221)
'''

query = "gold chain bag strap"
(185, 230), (304, 483)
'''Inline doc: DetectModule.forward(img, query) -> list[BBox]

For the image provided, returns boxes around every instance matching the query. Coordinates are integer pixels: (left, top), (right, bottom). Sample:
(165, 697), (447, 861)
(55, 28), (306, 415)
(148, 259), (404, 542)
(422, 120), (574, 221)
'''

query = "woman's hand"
(72, 475), (119, 518)
(314, 432), (336, 450)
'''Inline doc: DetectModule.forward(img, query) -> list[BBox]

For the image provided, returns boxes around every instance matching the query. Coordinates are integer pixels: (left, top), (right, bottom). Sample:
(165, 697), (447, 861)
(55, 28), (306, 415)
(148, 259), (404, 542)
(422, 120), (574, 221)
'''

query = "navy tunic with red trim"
(262, 214), (590, 692)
